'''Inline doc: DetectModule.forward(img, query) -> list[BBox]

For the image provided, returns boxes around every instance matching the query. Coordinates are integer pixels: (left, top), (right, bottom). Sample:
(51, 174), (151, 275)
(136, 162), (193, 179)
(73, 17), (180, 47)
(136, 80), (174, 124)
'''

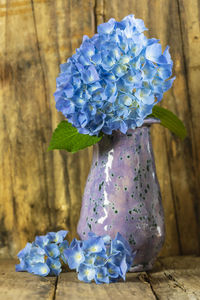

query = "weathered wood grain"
(0, 0), (200, 259)
(55, 272), (156, 300)
(0, 256), (200, 300)
(148, 256), (200, 299)
(1, 257), (200, 299)
(177, 0), (200, 250)
(0, 0), (94, 257)
(0, 259), (56, 300)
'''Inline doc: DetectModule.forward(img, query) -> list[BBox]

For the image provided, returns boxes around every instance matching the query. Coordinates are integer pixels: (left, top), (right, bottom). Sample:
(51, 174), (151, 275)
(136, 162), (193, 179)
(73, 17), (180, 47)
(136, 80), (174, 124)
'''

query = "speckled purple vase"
(77, 119), (165, 272)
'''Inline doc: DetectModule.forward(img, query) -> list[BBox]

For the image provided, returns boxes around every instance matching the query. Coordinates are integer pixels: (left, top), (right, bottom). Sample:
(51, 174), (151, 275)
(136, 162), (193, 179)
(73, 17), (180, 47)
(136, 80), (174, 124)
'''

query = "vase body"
(77, 125), (165, 271)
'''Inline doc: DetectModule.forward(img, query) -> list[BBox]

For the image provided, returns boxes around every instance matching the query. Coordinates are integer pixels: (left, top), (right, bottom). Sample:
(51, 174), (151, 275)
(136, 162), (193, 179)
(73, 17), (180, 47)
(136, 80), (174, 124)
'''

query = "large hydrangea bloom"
(55, 15), (175, 136)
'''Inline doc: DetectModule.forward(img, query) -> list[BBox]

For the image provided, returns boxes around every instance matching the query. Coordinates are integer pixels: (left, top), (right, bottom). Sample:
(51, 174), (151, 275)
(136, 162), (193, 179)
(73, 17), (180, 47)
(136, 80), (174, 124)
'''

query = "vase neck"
(93, 125), (153, 163)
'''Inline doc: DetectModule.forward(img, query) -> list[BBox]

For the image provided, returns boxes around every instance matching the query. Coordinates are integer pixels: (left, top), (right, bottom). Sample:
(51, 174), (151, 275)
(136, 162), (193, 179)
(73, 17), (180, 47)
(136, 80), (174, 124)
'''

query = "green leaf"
(150, 105), (187, 140)
(48, 121), (102, 153)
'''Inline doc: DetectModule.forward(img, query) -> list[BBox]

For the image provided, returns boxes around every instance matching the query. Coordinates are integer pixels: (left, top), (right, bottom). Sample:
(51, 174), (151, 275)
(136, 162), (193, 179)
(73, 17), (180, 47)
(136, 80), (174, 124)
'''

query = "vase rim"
(142, 117), (160, 125)
(111, 118), (160, 136)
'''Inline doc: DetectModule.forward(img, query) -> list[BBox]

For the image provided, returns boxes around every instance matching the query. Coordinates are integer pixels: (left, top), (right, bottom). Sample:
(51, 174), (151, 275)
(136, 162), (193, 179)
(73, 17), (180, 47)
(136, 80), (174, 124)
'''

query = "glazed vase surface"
(77, 124), (165, 271)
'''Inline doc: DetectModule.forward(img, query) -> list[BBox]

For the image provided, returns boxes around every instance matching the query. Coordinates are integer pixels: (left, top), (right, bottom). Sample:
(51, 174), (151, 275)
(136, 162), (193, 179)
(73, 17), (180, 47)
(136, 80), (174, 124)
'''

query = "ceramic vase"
(77, 119), (165, 271)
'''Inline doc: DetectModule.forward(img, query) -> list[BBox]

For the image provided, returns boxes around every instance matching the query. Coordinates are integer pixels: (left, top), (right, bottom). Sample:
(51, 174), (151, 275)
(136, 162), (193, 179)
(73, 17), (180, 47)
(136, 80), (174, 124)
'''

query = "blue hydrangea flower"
(82, 236), (106, 254)
(16, 230), (68, 277)
(63, 232), (134, 284)
(78, 264), (96, 283)
(64, 241), (85, 270)
(46, 257), (62, 276)
(35, 235), (49, 249)
(27, 262), (50, 277)
(16, 230), (135, 284)
(44, 244), (60, 259)
(47, 230), (68, 244)
(95, 266), (109, 284)
(55, 15), (175, 136)
(59, 240), (69, 263)
(15, 242), (33, 272)
(106, 262), (120, 279)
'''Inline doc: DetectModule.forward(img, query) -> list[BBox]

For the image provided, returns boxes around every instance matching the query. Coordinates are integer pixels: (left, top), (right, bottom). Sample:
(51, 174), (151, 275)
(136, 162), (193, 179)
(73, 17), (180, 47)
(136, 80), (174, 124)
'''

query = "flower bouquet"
(16, 15), (186, 283)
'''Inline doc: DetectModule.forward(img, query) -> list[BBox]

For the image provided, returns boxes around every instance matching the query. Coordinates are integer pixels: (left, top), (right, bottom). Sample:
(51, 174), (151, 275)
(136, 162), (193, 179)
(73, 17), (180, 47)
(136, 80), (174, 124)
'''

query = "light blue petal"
(77, 264), (96, 283)
(35, 236), (49, 249)
(82, 65), (100, 84)
(63, 83), (74, 98)
(162, 77), (176, 92)
(119, 255), (128, 280)
(142, 61), (157, 80)
(15, 260), (26, 272)
(94, 253), (108, 266)
(83, 236), (106, 254)
(97, 18), (116, 34)
(64, 243), (85, 270)
(56, 99), (75, 115)
(101, 55), (116, 71)
(44, 244), (60, 259)
(84, 254), (96, 266)
(27, 263), (50, 277)
(112, 64), (128, 78)
(145, 43), (162, 63)
(94, 267), (109, 284)
(112, 232), (132, 254)
(17, 243), (32, 259)
(135, 89), (155, 105)
(163, 46), (173, 65)
(157, 65), (172, 80)
(81, 42), (95, 59)
(46, 258), (62, 276)
(106, 262), (120, 278)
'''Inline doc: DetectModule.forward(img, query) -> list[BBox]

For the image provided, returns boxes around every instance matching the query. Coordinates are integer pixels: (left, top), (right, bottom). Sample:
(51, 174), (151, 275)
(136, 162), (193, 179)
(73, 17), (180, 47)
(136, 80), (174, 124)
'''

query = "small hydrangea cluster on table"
(16, 230), (68, 276)
(16, 231), (134, 284)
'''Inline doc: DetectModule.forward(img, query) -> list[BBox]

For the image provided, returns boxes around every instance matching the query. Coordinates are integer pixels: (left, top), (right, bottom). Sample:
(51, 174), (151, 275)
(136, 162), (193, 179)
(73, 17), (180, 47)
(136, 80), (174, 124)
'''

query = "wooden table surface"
(1, 256), (200, 300)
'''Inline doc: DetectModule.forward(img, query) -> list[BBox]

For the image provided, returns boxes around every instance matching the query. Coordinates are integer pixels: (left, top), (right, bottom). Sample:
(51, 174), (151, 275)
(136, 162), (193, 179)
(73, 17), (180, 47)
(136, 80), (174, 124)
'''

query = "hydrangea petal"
(78, 264), (96, 283)
(46, 257), (62, 276)
(64, 243), (85, 270)
(35, 235), (49, 249)
(83, 236), (106, 254)
(97, 18), (116, 34)
(44, 244), (60, 259)
(95, 267), (109, 284)
(106, 262), (120, 278)
(145, 43), (162, 63)
(27, 263), (50, 277)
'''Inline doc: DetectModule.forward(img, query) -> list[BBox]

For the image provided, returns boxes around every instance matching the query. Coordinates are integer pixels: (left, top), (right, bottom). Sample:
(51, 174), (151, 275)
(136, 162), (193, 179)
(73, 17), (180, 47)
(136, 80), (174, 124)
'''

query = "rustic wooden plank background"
(0, 0), (199, 258)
